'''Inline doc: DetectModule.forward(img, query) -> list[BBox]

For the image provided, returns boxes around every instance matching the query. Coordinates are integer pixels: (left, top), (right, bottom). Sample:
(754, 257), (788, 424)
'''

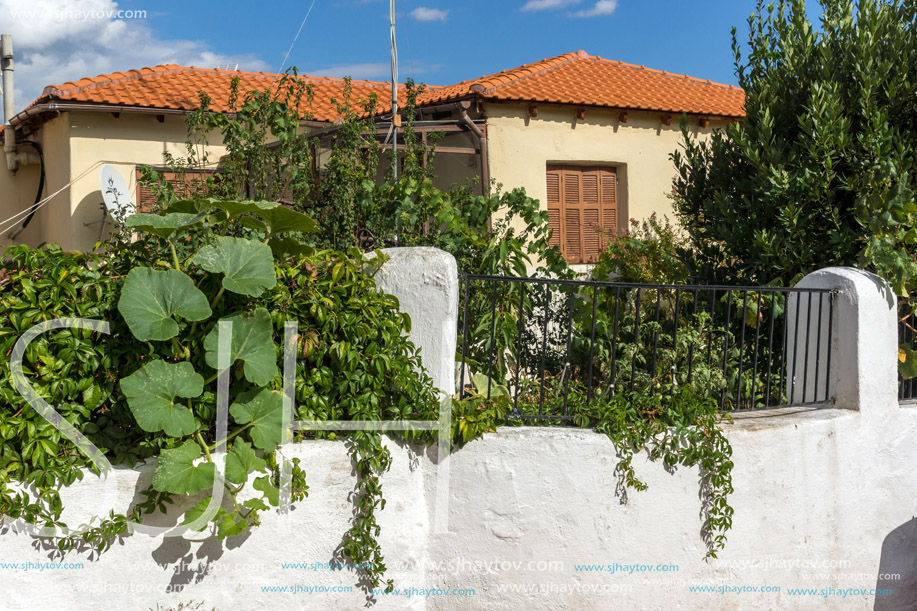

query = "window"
(546, 165), (619, 264)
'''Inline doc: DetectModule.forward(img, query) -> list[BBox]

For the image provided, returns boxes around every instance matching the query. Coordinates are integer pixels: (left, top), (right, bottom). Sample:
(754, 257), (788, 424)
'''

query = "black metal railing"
(457, 274), (835, 421)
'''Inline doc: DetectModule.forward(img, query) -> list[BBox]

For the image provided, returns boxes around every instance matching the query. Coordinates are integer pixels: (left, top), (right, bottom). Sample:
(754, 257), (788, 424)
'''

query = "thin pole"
(390, 0), (399, 180)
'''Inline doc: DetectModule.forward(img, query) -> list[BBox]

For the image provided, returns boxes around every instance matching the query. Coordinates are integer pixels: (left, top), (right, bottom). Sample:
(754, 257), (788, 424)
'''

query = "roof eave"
(468, 96), (745, 119)
(10, 98), (335, 131)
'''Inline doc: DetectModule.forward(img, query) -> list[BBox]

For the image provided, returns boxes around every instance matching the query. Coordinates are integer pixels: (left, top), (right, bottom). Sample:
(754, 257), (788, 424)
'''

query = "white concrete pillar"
(788, 267), (897, 411)
(372, 247), (459, 396)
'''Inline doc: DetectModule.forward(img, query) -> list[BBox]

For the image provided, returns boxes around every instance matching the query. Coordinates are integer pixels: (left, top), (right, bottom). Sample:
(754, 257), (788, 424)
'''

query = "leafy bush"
(592, 214), (689, 284)
(0, 197), (444, 590)
(671, 0), (917, 375)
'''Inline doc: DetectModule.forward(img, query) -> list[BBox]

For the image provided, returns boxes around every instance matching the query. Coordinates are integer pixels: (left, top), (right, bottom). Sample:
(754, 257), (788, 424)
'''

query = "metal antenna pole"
(390, 0), (398, 180)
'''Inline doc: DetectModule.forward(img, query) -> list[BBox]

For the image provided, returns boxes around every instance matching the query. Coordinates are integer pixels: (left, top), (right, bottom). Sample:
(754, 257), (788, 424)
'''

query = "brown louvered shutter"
(546, 169), (562, 252)
(580, 171), (602, 263)
(562, 170), (584, 262)
(135, 169), (212, 212)
(545, 165), (619, 264)
(599, 167), (618, 251)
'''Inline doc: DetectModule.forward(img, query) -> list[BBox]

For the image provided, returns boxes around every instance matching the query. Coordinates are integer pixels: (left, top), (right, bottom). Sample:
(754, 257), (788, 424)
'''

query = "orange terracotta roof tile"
(28, 52), (744, 125)
(32, 65), (415, 122)
(417, 50), (745, 118)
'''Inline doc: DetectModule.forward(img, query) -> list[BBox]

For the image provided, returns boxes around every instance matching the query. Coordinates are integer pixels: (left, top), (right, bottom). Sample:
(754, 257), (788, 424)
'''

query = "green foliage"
(0, 196), (440, 591)
(119, 360), (203, 436)
(592, 214), (690, 284)
(0, 246), (118, 534)
(671, 0), (917, 373)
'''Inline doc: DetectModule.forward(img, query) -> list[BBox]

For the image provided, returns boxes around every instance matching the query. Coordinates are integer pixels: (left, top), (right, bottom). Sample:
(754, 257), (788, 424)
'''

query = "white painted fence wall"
(2, 254), (917, 611)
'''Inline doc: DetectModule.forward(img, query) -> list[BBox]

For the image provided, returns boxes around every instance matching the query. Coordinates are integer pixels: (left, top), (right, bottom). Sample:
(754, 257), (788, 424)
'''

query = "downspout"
(459, 108), (489, 194)
(2, 35), (39, 173)
(7, 141), (44, 239)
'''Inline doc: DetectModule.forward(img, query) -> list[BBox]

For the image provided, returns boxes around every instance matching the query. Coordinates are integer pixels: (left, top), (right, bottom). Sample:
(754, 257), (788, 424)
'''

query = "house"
(0, 51), (744, 259)
(409, 50), (745, 264)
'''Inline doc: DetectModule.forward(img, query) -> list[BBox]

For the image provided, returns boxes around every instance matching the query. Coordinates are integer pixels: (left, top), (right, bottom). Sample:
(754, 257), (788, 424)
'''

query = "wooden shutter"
(599, 168), (618, 252)
(546, 169), (562, 251)
(135, 169), (211, 212)
(545, 165), (619, 264)
(563, 170), (583, 262)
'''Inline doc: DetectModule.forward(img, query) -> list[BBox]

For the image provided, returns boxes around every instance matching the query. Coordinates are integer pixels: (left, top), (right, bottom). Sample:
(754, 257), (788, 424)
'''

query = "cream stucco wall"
(0, 111), (229, 253)
(484, 103), (730, 234)
(67, 111), (228, 251)
(0, 114), (71, 251)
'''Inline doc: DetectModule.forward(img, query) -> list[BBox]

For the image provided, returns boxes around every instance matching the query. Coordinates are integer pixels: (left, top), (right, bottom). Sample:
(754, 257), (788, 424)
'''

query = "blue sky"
(140, 0), (759, 85)
(0, 0), (822, 109)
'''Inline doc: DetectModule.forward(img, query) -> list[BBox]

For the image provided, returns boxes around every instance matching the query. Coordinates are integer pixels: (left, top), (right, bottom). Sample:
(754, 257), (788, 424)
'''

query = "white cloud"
(570, 0), (618, 17)
(521, 0), (581, 12)
(0, 0), (269, 112)
(410, 7), (449, 22)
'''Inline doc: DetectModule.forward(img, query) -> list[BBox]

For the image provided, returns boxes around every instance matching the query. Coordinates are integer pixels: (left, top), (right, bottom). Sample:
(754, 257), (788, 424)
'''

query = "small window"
(546, 165), (619, 264)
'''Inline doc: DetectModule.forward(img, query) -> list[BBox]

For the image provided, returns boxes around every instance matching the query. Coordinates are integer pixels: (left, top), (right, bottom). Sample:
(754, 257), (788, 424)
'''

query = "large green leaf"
(118, 267), (211, 341)
(152, 440), (216, 495)
(254, 205), (318, 235)
(225, 439), (267, 485)
(125, 212), (204, 238)
(268, 236), (314, 258)
(120, 360), (203, 437)
(204, 308), (278, 385)
(229, 388), (284, 451)
(193, 236), (276, 297)
(209, 200), (317, 234)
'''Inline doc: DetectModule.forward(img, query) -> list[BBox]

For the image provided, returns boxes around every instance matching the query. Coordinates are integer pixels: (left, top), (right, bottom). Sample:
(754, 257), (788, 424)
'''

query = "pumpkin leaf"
(193, 236), (276, 297)
(152, 440), (216, 495)
(217, 513), (247, 539)
(120, 360), (203, 437)
(254, 205), (318, 235)
(253, 475), (280, 507)
(180, 496), (223, 531)
(225, 439), (267, 485)
(242, 497), (270, 512)
(208, 200), (317, 235)
(268, 236), (314, 258)
(229, 388), (284, 451)
(125, 212), (204, 239)
(204, 308), (278, 385)
(118, 267), (211, 341)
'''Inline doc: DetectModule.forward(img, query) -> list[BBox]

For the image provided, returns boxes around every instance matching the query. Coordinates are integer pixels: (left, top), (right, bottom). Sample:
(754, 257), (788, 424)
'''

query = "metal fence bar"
(587, 287), (598, 406)
(538, 282), (551, 416)
(513, 282), (526, 412)
(765, 292), (778, 408)
(459, 279), (469, 396)
(561, 285), (576, 417)
(486, 280), (498, 399)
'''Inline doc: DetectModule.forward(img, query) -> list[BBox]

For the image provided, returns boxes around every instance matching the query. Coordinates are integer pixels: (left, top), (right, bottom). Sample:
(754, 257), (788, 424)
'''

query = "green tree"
(673, 0), (917, 296)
